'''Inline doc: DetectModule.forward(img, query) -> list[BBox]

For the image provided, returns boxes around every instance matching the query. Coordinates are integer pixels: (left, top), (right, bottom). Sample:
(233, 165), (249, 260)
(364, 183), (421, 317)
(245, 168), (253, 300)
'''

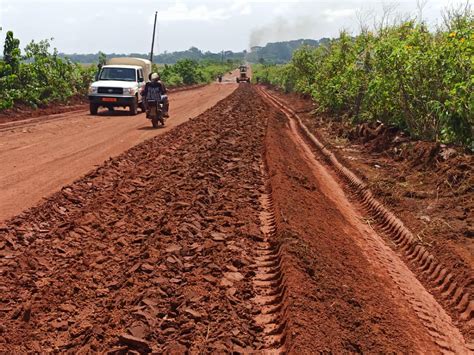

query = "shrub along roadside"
(153, 59), (238, 87)
(0, 32), (96, 110)
(253, 10), (473, 148)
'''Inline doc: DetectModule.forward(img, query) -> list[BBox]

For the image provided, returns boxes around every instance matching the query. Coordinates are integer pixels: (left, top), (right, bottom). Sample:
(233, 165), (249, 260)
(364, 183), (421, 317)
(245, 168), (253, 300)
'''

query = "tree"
(3, 31), (21, 74)
(98, 51), (106, 71)
(24, 39), (51, 60)
(172, 59), (203, 85)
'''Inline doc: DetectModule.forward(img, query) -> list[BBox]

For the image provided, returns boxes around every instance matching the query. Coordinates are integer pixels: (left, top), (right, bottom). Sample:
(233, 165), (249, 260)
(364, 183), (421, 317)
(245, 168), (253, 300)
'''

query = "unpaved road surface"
(0, 82), (237, 222)
(0, 85), (471, 353)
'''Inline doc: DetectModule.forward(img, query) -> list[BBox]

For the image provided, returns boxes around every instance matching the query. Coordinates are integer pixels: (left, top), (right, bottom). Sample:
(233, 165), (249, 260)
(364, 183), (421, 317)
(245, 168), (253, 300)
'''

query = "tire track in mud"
(258, 86), (472, 352)
(0, 86), (286, 353)
(252, 164), (288, 352)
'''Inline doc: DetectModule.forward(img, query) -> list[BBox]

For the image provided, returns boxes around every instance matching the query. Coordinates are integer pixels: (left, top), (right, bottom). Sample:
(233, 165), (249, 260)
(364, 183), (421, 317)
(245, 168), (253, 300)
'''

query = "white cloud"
(272, 3), (292, 16)
(322, 8), (357, 23)
(0, 0), (465, 53)
(158, 2), (230, 22)
(239, 4), (252, 15)
(155, 0), (255, 22)
(2, 4), (14, 13)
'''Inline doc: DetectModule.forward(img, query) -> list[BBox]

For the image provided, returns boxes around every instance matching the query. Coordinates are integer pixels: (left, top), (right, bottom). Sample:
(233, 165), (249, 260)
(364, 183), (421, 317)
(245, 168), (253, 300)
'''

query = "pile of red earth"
(0, 88), (268, 352)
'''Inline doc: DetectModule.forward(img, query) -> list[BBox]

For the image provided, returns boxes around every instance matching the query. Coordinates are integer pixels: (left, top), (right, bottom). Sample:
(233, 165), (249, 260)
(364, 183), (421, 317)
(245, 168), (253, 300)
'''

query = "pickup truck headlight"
(123, 88), (135, 95)
(88, 86), (98, 94)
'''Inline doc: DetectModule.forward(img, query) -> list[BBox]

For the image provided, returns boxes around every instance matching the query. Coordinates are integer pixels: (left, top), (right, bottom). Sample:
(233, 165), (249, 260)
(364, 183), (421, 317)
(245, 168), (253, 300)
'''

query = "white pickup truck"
(88, 57), (152, 115)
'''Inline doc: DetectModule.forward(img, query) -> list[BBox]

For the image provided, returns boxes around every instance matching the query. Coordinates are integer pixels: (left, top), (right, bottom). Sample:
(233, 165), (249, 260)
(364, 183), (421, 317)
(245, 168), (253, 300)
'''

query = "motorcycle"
(146, 99), (165, 128)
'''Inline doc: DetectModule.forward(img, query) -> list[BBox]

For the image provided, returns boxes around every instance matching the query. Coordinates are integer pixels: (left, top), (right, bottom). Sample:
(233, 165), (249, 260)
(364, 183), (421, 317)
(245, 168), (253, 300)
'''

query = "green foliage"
(3, 31), (21, 74)
(253, 63), (296, 93)
(98, 51), (107, 69)
(0, 31), (96, 110)
(253, 10), (473, 147)
(154, 59), (238, 87)
(170, 59), (205, 85)
(63, 47), (245, 65)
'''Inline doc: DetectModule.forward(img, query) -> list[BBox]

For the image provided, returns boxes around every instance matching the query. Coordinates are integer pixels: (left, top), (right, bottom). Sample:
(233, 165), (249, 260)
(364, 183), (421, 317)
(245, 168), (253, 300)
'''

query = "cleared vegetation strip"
(257, 86), (473, 352)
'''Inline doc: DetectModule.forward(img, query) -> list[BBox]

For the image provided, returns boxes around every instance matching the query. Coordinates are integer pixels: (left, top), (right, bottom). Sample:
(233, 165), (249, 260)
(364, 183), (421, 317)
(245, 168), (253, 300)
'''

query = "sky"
(0, 0), (467, 54)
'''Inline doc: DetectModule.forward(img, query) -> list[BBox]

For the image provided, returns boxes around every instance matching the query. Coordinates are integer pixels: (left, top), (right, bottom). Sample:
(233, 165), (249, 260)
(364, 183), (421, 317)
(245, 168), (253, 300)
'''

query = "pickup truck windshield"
(99, 68), (136, 82)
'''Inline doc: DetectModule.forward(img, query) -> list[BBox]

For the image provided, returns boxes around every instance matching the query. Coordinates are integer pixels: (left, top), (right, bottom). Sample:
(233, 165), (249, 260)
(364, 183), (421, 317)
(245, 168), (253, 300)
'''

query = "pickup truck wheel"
(90, 103), (99, 115)
(129, 98), (138, 115)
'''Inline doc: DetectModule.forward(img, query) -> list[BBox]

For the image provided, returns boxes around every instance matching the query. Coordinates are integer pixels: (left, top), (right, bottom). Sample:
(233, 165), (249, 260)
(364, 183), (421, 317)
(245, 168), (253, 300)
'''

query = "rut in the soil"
(0, 86), (283, 353)
(261, 88), (474, 345)
(259, 86), (471, 352)
(252, 165), (288, 351)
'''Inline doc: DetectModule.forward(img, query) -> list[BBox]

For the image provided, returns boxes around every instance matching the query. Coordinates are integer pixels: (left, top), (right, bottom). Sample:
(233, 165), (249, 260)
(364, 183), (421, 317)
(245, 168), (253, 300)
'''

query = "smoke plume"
(249, 16), (323, 48)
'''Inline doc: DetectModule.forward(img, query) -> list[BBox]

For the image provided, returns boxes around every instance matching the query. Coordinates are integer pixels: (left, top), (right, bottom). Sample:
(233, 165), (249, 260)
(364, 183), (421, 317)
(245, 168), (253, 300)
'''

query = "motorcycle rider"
(142, 72), (169, 118)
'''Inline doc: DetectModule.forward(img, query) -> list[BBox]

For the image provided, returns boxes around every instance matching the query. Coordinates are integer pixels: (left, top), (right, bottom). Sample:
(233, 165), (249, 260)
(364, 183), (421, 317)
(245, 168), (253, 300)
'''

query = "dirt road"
(0, 82), (237, 222)
(1, 85), (471, 353)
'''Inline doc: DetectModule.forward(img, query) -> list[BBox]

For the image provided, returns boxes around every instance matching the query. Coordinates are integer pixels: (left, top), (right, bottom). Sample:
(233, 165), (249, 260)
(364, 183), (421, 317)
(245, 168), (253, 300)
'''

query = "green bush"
(253, 9), (473, 147)
(154, 59), (238, 87)
(0, 31), (95, 110)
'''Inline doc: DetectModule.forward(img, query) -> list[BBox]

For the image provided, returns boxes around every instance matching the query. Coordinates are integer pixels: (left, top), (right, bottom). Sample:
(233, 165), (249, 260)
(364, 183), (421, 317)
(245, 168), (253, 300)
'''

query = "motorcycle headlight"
(123, 88), (135, 95)
(88, 86), (98, 94)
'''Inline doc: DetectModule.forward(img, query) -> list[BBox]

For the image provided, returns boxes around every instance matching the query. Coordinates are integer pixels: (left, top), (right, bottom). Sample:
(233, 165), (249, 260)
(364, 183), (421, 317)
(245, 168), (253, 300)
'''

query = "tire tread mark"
(251, 160), (288, 353)
(257, 86), (471, 352)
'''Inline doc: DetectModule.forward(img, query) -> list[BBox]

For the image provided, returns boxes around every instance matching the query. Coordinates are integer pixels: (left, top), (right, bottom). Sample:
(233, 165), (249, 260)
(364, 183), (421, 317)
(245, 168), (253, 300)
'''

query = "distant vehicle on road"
(88, 58), (152, 115)
(236, 65), (250, 83)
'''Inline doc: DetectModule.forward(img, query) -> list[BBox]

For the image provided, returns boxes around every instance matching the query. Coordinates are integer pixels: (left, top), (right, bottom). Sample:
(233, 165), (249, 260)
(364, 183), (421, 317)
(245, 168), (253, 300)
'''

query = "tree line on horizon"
(57, 39), (327, 64)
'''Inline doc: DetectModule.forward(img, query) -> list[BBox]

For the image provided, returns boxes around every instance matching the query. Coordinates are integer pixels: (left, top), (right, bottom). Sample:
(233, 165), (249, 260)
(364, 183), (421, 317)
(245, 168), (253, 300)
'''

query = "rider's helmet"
(151, 72), (159, 81)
